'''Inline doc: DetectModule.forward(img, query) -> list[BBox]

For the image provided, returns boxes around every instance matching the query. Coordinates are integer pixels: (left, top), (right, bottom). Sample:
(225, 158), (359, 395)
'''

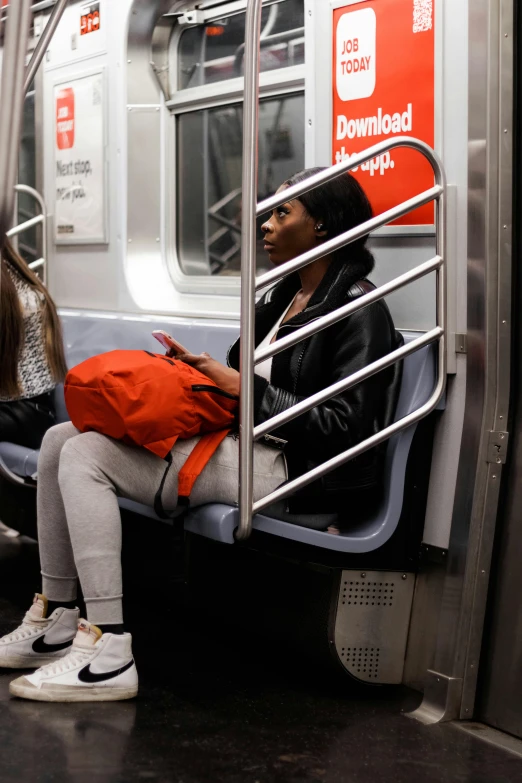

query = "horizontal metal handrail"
(253, 327), (443, 441)
(256, 136), (444, 217)
(238, 0), (446, 542)
(6, 213), (44, 237)
(253, 367), (446, 516)
(24, 0), (69, 95)
(256, 184), (442, 291)
(255, 256), (442, 365)
(29, 257), (44, 270)
(8, 184), (48, 285)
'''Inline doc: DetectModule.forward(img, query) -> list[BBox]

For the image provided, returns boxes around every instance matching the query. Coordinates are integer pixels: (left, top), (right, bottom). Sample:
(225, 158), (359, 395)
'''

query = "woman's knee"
(57, 431), (116, 489)
(39, 422), (79, 467)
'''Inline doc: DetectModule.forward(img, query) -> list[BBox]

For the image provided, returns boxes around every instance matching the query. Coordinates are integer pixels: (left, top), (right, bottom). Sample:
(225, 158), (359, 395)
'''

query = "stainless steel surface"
(402, 560), (448, 691)
(333, 571), (416, 684)
(256, 185), (442, 291)
(0, 0), (33, 257)
(23, 0), (68, 96)
(455, 334), (468, 353)
(166, 65), (305, 114)
(255, 256), (442, 365)
(476, 0), (522, 732)
(455, 723), (522, 759)
(411, 0), (514, 724)
(486, 431), (509, 464)
(410, 671), (463, 725)
(128, 0), (174, 106)
(127, 108), (162, 291)
(253, 328), (442, 441)
(236, 0), (263, 542)
(151, 12), (173, 101)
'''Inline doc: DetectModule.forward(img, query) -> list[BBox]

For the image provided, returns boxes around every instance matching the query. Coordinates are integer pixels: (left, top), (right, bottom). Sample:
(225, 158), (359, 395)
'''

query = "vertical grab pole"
(24, 0), (70, 96)
(237, 0), (263, 541)
(0, 0), (33, 253)
(435, 162), (447, 380)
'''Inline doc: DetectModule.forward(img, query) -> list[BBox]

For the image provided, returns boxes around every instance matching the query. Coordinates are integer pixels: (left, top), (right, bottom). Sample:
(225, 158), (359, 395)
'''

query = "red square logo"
(56, 88), (75, 150)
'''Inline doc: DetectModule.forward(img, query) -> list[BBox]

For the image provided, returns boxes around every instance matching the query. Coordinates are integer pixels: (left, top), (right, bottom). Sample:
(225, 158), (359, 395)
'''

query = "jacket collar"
(227, 259), (374, 369)
(259, 258), (374, 328)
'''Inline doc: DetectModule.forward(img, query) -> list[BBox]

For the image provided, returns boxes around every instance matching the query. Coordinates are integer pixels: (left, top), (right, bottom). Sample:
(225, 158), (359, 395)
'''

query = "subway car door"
(475, 2), (522, 739)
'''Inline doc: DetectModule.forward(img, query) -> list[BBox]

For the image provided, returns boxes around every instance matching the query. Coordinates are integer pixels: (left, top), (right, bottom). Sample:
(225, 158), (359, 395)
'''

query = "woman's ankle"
(46, 599), (77, 616)
(96, 623), (125, 635)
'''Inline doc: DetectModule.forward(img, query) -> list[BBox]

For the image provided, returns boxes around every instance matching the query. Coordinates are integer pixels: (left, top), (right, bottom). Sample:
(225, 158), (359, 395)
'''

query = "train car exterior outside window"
(169, 0), (305, 281)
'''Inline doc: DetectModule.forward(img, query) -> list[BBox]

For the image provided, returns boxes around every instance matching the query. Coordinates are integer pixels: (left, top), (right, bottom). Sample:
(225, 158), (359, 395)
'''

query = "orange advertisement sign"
(332, 0), (435, 225)
(80, 2), (100, 36)
(56, 88), (75, 150)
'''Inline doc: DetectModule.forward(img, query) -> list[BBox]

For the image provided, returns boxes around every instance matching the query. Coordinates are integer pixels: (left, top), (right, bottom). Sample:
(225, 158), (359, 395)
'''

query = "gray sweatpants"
(37, 422), (287, 625)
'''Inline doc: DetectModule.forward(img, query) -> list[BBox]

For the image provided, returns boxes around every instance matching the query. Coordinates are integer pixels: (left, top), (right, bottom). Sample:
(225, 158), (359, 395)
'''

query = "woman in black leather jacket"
(182, 168), (403, 522)
(0, 169), (403, 704)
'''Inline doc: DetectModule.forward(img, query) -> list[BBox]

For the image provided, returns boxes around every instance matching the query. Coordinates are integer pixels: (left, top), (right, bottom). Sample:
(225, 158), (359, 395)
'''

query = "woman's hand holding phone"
(152, 330), (239, 396)
(178, 352), (240, 398)
(152, 330), (188, 357)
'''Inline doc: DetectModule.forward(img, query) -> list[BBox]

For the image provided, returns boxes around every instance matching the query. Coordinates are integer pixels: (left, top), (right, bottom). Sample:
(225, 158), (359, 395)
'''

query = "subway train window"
(178, 0), (304, 90)
(176, 93), (304, 277)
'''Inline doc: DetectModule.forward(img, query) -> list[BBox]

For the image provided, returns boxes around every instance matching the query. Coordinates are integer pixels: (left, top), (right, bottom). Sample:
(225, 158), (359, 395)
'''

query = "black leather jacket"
(227, 261), (403, 515)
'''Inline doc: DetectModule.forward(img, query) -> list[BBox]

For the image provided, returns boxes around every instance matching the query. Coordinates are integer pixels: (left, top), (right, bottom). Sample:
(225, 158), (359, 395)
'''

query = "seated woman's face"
(261, 185), (320, 267)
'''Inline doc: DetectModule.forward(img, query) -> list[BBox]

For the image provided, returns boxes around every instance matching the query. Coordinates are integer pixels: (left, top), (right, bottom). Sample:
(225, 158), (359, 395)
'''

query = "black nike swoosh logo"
(78, 659), (134, 684)
(32, 635), (73, 654)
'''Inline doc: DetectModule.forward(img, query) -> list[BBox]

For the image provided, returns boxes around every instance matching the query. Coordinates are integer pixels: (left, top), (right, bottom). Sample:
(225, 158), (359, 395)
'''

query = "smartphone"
(152, 330), (189, 356)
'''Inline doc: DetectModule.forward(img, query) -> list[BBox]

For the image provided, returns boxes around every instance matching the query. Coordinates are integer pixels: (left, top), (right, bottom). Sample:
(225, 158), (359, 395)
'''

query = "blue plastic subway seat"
(183, 336), (438, 553)
(0, 442), (40, 480)
(0, 324), (439, 554)
(0, 384), (69, 482)
(0, 311), (237, 486)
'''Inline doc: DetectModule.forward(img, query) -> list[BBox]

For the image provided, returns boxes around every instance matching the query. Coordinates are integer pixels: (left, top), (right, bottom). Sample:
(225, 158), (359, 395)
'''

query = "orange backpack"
(64, 350), (238, 517)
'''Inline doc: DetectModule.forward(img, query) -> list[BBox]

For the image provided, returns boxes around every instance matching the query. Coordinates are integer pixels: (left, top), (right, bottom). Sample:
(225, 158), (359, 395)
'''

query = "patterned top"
(0, 262), (56, 401)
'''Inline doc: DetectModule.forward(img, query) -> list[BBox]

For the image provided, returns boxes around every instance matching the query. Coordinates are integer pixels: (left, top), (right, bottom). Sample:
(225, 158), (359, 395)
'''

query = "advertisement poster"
(332, 0), (435, 226)
(54, 70), (107, 243)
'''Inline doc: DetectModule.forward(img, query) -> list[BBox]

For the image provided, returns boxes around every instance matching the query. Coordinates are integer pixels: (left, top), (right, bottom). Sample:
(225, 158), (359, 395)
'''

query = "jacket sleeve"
(253, 303), (396, 459)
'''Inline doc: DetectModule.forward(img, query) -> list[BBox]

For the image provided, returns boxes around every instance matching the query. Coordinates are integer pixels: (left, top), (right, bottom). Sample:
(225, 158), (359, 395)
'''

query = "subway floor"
(1, 521), (522, 783)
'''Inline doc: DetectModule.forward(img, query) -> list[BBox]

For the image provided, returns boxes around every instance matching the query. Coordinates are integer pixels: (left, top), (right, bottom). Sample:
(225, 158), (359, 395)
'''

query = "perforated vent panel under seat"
(333, 570), (415, 684)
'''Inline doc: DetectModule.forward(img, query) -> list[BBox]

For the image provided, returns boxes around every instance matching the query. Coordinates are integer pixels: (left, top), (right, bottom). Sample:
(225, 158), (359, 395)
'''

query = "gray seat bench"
(0, 316), (439, 554)
(182, 336), (437, 553)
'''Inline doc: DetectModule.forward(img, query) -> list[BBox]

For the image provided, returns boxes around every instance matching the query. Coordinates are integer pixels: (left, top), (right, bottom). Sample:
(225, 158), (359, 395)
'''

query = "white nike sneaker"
(9, 620), (138, 702)
(0, 594), (79, 669)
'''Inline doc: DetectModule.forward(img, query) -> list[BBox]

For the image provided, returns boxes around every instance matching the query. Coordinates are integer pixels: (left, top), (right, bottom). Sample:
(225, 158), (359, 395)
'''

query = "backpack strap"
(153, 429), (231, 520)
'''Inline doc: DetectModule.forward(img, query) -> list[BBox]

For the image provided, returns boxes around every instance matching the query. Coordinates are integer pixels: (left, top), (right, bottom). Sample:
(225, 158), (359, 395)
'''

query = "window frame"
(165, 0), (306, 296)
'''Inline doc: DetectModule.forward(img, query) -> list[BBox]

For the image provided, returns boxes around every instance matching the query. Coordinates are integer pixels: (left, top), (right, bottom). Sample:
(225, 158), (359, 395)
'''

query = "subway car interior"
(1, 0), (522, 780)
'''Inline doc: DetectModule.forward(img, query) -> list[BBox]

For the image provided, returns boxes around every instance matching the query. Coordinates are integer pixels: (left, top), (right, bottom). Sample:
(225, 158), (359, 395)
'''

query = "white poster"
(54, 70), (107, 244)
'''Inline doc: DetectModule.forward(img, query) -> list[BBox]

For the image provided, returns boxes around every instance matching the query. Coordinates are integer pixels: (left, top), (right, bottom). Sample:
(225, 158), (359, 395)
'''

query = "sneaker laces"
(37, 645), (92, 677)
(0, 614), (49, 645)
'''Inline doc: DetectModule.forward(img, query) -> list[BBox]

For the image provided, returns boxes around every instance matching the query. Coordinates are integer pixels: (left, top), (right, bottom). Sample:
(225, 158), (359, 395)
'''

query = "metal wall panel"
(412, 0), (514, 724)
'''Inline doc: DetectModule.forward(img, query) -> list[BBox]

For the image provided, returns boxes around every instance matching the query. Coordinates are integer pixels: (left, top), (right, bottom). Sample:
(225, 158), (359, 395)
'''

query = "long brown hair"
(0, 239), (67, 397)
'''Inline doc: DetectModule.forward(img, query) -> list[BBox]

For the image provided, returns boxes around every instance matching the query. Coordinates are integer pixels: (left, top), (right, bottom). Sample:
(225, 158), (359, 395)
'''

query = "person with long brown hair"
(0, 238), (67, 449)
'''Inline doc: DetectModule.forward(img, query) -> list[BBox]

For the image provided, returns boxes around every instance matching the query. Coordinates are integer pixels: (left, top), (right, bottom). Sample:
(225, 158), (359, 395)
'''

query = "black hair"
(284, 167), (375, 277)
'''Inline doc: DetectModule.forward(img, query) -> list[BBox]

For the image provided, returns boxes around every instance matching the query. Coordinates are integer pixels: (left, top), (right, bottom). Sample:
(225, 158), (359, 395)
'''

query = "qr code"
(413, 0), (433, 33)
